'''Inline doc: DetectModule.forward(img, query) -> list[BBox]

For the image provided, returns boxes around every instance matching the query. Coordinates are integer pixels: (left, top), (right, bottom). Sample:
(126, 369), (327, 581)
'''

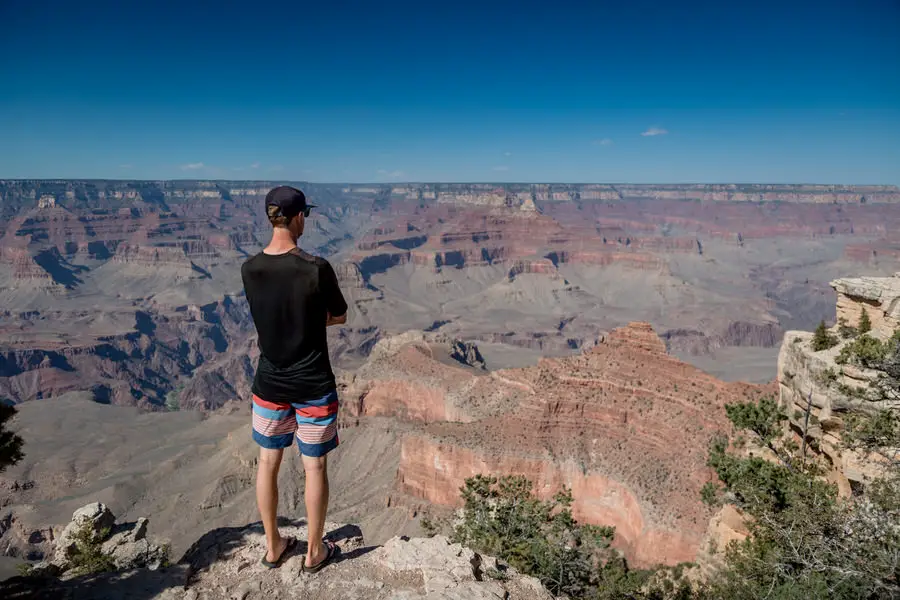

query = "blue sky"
(1, 0), (898, 183)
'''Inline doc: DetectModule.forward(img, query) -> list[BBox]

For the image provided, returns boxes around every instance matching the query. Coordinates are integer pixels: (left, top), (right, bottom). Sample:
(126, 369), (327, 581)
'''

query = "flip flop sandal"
(260, 537), (298, 569)
(301, 539), (337, 574)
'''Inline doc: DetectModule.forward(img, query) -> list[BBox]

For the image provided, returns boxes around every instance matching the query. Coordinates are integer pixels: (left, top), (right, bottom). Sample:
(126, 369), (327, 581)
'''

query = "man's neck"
(264, 228), (299, 254)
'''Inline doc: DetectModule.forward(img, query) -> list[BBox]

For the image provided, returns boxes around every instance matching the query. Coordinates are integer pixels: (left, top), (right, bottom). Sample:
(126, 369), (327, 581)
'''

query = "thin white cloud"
(503, 151), (512, 157)
(180, 162), (205, 170)
(377, 169), (404, 178)
(251, 162), (261, 169)
(119, 164), (133, 169)
(592, 138), (614, 146)
(492, 166), (510, 172)
(641, 127), (668, 137)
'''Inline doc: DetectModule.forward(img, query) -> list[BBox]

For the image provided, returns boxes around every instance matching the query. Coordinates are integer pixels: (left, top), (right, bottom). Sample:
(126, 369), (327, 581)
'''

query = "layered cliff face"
(778, 272), (900, 495)
(0, 247), (59, 284)
(0, 297), (254, 407)
(352, 324), (772, 567)
(340, 331), (517, 424)
(112, 244), (200, 278)
(831, 273), (900, 339)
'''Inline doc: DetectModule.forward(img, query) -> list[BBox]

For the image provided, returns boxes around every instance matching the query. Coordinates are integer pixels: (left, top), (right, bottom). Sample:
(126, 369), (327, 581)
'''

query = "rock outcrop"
(778, 273), (900, 495)
(354, 324), (773, 567)
(340, 331), (511, 423)
(3, 521), (552, 600)
(831, 273), (900, 340)
(26, 502), (168, 578)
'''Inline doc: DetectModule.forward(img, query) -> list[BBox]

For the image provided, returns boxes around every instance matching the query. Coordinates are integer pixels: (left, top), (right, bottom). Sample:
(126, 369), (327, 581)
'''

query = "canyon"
(2, 181), (900, 407)
(2, 179), (900, 572)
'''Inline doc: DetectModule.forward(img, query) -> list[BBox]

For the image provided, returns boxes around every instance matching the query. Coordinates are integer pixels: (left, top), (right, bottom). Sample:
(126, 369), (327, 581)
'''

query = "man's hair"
(267, 205), (290, 227)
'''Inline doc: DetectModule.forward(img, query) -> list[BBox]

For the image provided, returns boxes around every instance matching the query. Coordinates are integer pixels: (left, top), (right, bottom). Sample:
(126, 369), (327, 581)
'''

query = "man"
(240, 185), (348, 572)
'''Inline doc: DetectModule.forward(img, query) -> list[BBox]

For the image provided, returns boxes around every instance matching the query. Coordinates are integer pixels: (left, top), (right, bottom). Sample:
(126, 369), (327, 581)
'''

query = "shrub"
(164, 390), (180, 412)
(838, 317), (858, 339)
(448, 474), (693, 599)
(843, 409), (900, 453)
(700, 482), (720, 507)
(812, 320), (838, 351)
(836, 334), (890, 369)
(0, 402), (25, 473)
(68, 521), (115, 576)
(705, 397), (900, 599)
(858, 308), (872, 335)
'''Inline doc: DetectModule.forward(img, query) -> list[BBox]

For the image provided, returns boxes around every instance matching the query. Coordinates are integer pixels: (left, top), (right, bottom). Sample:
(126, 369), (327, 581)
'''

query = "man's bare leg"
(257, 447), (288, 562)
(301, 454), (329, 566)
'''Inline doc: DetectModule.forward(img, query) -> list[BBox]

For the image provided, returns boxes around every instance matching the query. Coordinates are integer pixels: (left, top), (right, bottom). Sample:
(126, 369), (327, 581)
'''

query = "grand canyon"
(2, 180), (900, 576)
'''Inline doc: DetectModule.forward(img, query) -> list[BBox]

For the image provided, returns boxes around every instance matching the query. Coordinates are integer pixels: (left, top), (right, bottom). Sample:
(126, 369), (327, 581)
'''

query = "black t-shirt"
(240, 248), (348, 402)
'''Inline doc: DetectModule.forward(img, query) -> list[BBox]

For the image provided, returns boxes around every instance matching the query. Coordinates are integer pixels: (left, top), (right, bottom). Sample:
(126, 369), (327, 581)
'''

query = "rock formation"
(2, 520), (551, 600)
(831, 273), (900, 340)
(346, 324), (773, 567)
(25, 502), (168, 579)
(340, 332), (511, 423)
(778, 272), (900, 495)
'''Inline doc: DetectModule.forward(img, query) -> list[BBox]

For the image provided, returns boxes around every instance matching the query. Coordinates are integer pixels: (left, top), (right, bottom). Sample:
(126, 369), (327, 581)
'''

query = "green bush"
(704, 398), (900, 599)
(0, 402), (25, 473)
(836, 334), (890, 368)
(812, 320), (838, 351)
(838, 317), (858, 339)
(446, 474), (693, 599)
(858, 308), (872, 334)
(843, 409), (900, 452)
(68, 522), (115, 576)
(700, 482), (721, 507)
(164, 390), (180, 412)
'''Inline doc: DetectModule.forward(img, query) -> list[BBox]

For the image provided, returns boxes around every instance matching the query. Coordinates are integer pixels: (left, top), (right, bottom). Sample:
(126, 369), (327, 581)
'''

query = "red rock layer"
(387, 323), (774, 567)
(342, 339), (512, 424)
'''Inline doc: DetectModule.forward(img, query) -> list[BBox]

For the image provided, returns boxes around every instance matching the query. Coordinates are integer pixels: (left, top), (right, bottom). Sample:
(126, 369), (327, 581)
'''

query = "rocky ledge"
(3, 516), (552, 600)
(21, 502), (169, 579)
(778, 272), (900, 495)
(831, 272), (900, 339)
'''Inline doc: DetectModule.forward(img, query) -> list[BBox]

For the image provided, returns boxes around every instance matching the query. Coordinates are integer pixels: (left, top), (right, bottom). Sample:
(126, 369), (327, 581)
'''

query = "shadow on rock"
(0, 517), (373, 600)
(0, 564), (191, 600)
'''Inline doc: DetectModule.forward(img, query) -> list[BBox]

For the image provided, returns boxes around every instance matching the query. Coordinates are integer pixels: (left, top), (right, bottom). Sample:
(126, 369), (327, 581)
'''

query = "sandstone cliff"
(348, 325), (773, 568)
(831, 273), (900, 340)
(778, 272), (900, 495)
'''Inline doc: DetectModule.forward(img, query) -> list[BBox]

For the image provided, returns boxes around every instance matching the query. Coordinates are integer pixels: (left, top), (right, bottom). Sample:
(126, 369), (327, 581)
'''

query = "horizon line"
(2, 178), (899, 188)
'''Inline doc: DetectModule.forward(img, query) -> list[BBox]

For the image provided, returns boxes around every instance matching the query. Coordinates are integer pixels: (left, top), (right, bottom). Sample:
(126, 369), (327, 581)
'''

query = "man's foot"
(302, 539), (337, 573)
(261, 536), (297, 568)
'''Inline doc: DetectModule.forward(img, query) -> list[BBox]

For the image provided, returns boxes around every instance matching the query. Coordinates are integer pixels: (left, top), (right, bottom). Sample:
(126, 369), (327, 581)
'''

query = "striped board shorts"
(251, 389), (339, 457)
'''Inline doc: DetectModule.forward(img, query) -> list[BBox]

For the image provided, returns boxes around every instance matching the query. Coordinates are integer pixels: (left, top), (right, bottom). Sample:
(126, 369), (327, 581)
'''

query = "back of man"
(242, 248), (346, 413)
(240, 185), (347, 573)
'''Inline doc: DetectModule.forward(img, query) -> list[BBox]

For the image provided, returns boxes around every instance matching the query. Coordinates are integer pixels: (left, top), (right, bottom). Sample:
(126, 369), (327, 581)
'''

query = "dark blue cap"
(265, 185), (316, 218)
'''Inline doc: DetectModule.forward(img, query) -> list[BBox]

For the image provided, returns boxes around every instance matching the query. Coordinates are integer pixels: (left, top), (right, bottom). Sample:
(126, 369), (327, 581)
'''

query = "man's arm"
(326, 312), (346, 327)
(320, 260), (348, 327)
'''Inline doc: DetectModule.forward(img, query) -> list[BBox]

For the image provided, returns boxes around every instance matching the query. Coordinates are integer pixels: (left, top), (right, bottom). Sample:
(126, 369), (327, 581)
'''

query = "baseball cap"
(265, 185), (317, 219)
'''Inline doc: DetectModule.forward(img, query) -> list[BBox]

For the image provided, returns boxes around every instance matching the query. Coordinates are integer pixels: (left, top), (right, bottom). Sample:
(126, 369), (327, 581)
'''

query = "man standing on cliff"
(240, 185), (347, 572)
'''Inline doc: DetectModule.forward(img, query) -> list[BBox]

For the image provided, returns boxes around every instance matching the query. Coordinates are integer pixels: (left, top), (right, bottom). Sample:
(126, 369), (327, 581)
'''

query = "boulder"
(38, 503), (170, 576)
(101, 518), (168, 570)
(51, 503), (115, 567)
